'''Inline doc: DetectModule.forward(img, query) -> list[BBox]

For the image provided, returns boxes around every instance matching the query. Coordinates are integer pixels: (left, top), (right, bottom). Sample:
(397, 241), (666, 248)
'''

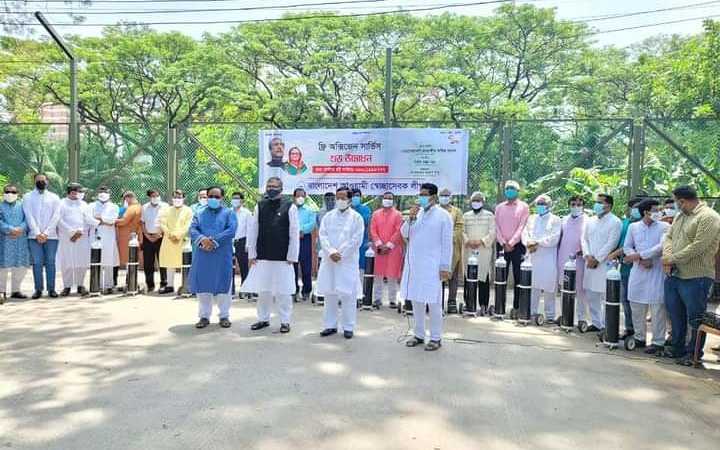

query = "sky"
(7, 0), (720, 47)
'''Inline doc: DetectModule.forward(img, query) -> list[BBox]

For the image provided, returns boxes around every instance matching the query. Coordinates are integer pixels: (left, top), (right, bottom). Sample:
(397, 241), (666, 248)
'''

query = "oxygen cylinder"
(463, 254), (479, 316)
(362, 247), (375, 310)
(493, 253), (508, 318)
(178, 239), (193, 297)
(315, 257), (324, 306)
(125, 232), (140, 295)
(560, 256), (577, 331)
(516, 257), (533, 324)
(603, 263), (622, 347)
(88, 233), (103, 296)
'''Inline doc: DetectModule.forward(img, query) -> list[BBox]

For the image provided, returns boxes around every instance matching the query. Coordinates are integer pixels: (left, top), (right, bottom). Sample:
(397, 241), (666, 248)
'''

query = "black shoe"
(250, 321), (270, 331)
(195, 318), (210, 329)
(77, 286), (87, 296)
(644, 344), (663, 355)
(586, 324), (601, 332)
(219, 318), (232, 328)
(60, 288), (71, 297)
(406, 336), (424, 347)
(10, 292), (27, 299)
(32, 291), (42, 299)
(158, 287), (174, 295)
(102, 288), (113, 295)
(146, 285), (155, 293)
(635, 340), (647, 348)
(621, 329), (635, 340)
(389, 301), (397, 309)
(280, 323), (290, 333)
(424, 340), (442, 351)
(302, 293), (310, 302)
(48, 290), (58, 298)
(320, 328), (337, 337)
(344, 330), (354, 339)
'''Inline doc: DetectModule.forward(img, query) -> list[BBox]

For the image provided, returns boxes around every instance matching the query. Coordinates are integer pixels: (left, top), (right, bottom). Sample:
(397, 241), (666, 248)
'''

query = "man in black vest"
(241, 177), (300, 333)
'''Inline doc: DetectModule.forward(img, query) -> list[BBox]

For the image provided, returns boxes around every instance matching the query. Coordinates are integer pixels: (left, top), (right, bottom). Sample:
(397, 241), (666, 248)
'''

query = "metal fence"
(1, 118), (718, 214)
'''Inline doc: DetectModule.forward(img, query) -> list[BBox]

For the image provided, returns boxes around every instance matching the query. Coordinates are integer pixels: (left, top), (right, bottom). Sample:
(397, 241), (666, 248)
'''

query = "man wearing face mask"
(608, 197), (642, 338)
(623, 199), (670, 354)
(158, 190), (193, 295)
(92, 186), (120, 294)
(0, 184), (30, 302)
(23, 173), (62, 299)
(522, 194), (562, 322)
(231, 192), (252, 296)
(317, 186), (365, 339)
(141, 189), (168, 293)
(661, 198), (676, 224)
(191, 189), (208, 216)
(581, 193), (622, 332)
(293, 187), (316, 302)
(557, 196), (587, 322)
(462, 192), (495, 315)
(115, 191), (143, 280)
(190, 187), (238, 329)
(57, 183), (98, 296)
(438, 188), (464, 313)
(242, 177), (300, 334)
(495, 180), (529, 313)
(662, 185), (720, 366)
(401, 183), (453, 351)
(369, 191), (404, 308)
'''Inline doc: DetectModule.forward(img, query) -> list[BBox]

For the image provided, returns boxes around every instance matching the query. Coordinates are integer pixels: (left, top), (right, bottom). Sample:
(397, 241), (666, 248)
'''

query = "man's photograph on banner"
(258, 128), (469, 195)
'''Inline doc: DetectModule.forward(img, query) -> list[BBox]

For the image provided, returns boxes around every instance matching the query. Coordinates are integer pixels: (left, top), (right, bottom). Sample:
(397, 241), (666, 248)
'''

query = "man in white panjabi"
(317, 187), (365, 339)
(401, 183), (453, 352)
(462, 191), (495, 315)
(622, 198), (670, 354)
(57, 183), (98, 296)
(522, 194), (562, 322)
(91, 186), (120, 294)
(242, 177), (299, 334)
(581, 193), (622, 332)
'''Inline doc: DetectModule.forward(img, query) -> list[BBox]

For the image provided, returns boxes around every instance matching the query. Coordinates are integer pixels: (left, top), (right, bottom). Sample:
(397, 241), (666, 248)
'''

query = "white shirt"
(522, 212), (562, 292)
(141, 202), (168, 234)
(316, 207), (365, 297)
(233, 206), (252, 240)
(22, 189), (62, 239)
(623, 219), (670, 304)
(581, 212), (622, 292)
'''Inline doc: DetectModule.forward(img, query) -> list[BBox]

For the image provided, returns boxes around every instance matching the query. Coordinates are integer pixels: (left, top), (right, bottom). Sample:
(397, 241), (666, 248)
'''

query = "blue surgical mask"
(207, 198), (221, 209)
(418, 196), (430, 208)
(630, 207), (641, 220)
(593, 202), (605, 216)
(505, 188), (518, 200)
(352, 196), (361, 207)
(537, 205), (548, 215)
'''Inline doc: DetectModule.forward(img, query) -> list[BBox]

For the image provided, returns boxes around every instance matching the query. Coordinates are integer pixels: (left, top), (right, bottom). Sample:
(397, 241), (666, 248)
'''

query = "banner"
(258, 128), (468, 195)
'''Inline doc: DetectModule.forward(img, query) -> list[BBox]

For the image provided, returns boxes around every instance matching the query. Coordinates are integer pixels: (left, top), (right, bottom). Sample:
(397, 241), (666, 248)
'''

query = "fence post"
(498, 120), (513, 202)
(167, 125), (178, 198)
(384, 47), (392, 127)
(629, 119), (645, 197)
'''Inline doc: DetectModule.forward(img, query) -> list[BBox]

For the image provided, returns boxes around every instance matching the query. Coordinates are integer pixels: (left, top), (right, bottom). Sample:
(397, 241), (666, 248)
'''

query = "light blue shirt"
(297, 205), (317, 235)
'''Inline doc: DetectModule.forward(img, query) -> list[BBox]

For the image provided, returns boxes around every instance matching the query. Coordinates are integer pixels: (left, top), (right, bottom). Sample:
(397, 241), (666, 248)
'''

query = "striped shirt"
(662, 202), (720, 280)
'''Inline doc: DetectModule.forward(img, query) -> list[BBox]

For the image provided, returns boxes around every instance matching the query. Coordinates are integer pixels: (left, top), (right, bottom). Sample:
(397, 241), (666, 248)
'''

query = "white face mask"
(336, 199), (349, 211)
(650, 211), (662, 222)
(3, 193), (17, 203)
(570, 206), (583, 217)
(199, 198), (208, 206)
(123, 200), (129, 208)
(173, 198), (184, 207)
(150, 197), (160, 206)
(98, 193), (110, 202)
(295, 197), (305, 206)
(439, 196), (451, 206)
(471, 201), (483, 210)
(78, 192), (85, 201)
(231, 199), (242, 208)
(664, 208), (676, 218)
(382, 199), (393, 208)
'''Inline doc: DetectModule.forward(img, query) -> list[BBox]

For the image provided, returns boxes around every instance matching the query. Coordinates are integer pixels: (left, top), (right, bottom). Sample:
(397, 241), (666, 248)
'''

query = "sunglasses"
(4, 190), (17, 194)
(208, 195), (222, 199)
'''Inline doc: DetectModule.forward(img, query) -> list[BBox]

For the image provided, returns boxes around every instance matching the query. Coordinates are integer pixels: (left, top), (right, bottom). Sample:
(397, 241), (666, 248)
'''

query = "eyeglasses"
(4, 191), (17, 194)
(208, 195), (222, 199)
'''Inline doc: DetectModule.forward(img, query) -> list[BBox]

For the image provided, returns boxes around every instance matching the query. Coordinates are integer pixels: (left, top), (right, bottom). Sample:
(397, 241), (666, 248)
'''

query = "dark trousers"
(463, 274), (490, 308)
(447, 263), (462, 302)
(294, 234), (313, 295)
(497, 242), (526, 309)
(232, 238), (249, 294)
(664, 276), (713, 359)
(620, 271), (634, 332)
(142, 237), (167, 290)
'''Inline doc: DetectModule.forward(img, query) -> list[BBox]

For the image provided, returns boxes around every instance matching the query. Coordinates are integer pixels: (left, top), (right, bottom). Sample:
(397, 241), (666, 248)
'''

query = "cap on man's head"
(534, 194), (552, 205)
(470, 191), (486, 201)
(505, 180), (520, 190)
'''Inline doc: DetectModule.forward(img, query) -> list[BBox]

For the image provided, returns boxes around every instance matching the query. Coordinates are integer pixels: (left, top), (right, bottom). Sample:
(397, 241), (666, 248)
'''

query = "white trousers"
(164, 268), (177, 287)
(323, 293), (357, 332)
(579, 290), (605, 328)
(0, 267), (27, 293)
(357, 270), (364, 300)
(631, 302), (667, 346)
(412, 301), (443, 342)
(101, 266), (114, 289)
(257, 291), (293, 324)
(373, 278), (399, 305)
(531, 288), (556, 318)
(198, 293), (232, 320)
(62, 267), (87, 289)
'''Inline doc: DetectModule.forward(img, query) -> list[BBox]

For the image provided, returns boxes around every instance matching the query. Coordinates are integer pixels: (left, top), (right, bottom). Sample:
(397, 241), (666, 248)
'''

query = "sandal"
(405, 336), (424, 347)
(424, 340), (442, 351)
(195, 318), (210, 329)
(280, 323), (291, 333)
(219, 318), (232, 328)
